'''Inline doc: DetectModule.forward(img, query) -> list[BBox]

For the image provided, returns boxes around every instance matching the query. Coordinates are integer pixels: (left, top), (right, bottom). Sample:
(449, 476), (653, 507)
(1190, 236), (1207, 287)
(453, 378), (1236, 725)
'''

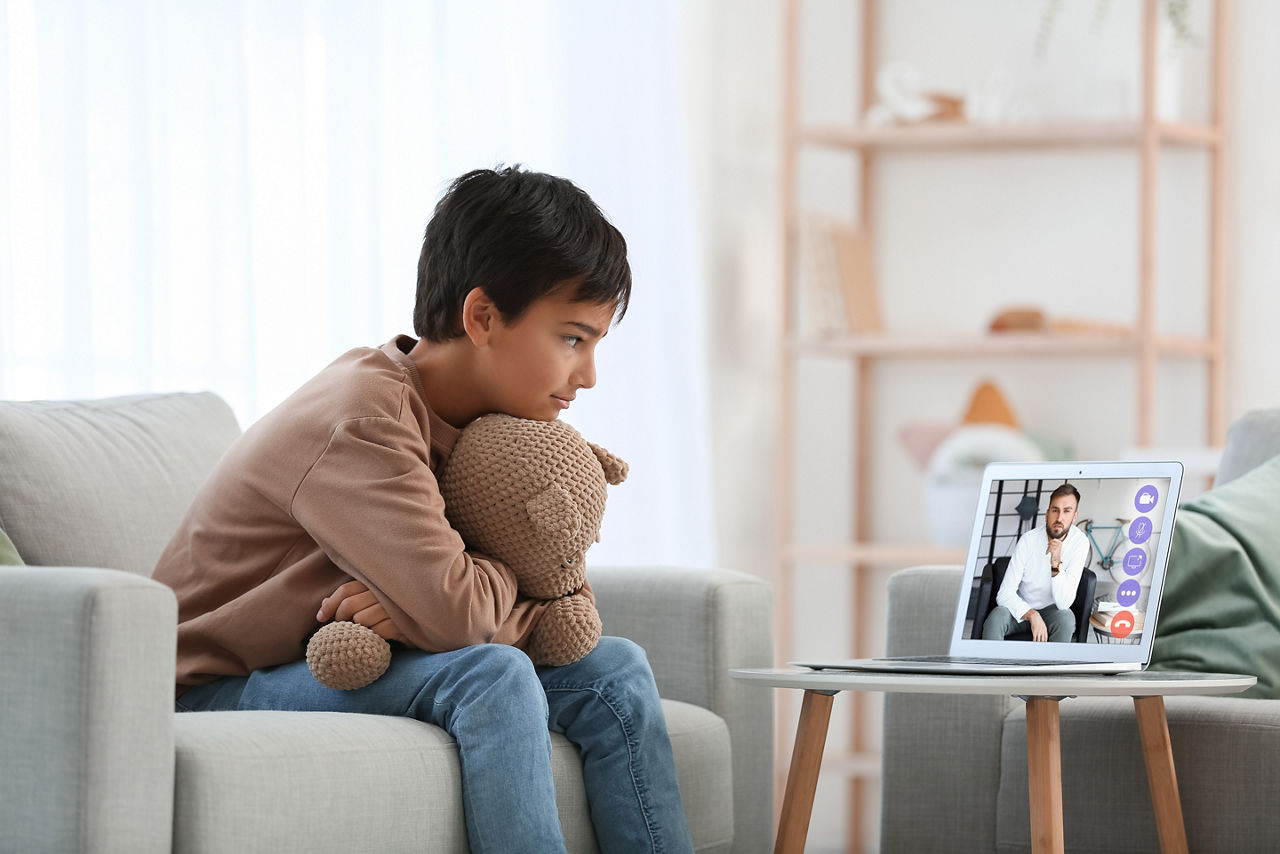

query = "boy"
(153, 167), (694, 853)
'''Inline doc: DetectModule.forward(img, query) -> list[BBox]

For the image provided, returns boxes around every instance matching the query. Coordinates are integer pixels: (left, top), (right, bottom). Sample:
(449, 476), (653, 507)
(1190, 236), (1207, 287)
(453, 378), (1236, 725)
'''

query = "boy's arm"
(319, 572), (596, 649)
(292, 414), (520, 653)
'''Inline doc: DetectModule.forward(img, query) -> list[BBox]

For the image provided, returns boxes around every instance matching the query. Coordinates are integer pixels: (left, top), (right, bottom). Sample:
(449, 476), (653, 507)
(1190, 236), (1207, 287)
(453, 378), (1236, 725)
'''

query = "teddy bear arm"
(526, 593), (602, 667)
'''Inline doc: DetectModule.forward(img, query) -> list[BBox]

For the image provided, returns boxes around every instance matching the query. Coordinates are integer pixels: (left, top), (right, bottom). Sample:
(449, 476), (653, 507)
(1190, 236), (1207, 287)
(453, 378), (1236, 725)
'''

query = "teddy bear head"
(438, 414), (627, 599)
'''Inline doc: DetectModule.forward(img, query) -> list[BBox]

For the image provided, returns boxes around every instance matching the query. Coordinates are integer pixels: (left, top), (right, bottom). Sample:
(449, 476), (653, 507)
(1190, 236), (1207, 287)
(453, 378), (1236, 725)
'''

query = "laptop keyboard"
(878, 655), (1082, 667)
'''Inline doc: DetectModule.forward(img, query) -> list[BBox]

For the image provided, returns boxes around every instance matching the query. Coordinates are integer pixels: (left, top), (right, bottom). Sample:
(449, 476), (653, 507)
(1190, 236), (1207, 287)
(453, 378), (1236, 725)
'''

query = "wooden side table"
(730, 668), (1255, 854)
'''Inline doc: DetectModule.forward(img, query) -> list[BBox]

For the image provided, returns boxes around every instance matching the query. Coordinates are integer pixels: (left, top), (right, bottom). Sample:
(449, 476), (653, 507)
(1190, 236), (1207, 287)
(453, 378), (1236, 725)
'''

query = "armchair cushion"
(172, 701), (731, 854)
(997, 695), (1280, 853)
(0, 393), (240, 577)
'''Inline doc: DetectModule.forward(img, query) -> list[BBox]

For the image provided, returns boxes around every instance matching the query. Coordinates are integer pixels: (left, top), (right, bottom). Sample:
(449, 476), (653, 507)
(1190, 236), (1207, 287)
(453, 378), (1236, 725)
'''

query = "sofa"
(880, 408), (1280, 853)
(0, 391), (773, 853)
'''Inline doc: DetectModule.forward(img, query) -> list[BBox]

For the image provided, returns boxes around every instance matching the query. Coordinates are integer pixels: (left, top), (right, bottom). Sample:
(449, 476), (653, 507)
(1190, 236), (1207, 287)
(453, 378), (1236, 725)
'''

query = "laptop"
(792, 460), (1184, 674)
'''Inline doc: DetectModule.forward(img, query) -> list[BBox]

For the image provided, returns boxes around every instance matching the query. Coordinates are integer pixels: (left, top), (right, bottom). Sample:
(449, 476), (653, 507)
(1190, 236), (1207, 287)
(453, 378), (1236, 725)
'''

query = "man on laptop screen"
(982, 484), (1087, 643)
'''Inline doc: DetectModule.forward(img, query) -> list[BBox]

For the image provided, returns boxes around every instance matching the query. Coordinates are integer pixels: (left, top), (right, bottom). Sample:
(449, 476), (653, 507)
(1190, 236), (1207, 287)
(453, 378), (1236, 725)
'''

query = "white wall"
(688, 1), (1279, 850)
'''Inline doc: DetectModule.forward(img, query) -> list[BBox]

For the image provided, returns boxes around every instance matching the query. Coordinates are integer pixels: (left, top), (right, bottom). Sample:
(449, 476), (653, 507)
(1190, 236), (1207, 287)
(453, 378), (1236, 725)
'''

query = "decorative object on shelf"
(897, 381), (1047, 545)
(988, 305), (1134, 337)
(965, 65), (1016, 125)
(925, 425), (1046, 546)
(799, 215), (882, 335)
(864, 61), (966, 126)
(900, 379), (1023, 468)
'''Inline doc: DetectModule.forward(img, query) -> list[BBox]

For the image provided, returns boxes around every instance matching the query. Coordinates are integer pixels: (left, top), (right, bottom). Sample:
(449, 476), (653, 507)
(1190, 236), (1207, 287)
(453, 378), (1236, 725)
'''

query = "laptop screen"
(947, 461), (1183, 664)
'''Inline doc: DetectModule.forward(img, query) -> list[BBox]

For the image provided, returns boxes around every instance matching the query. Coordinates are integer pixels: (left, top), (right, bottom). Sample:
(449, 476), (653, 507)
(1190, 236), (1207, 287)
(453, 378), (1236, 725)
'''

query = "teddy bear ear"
(526, 483), (583, 540)
(587, 442), (629, 486)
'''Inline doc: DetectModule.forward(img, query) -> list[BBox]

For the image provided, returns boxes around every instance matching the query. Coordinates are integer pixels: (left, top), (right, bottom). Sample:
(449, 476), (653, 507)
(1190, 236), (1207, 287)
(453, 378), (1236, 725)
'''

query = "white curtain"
(0, 0), (714, 568)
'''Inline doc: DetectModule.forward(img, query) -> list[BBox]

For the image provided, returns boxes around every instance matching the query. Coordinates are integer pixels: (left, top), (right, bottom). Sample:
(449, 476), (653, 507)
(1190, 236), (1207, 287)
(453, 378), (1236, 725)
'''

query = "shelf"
(798, 119), (1223, 152)
(787, 543), (967, 566)
(789, 332), (1218, 360)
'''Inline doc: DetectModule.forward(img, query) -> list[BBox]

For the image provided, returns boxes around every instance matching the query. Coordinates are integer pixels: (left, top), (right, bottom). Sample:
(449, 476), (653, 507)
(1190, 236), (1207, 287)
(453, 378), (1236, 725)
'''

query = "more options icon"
(1117, 578), (1142, 607)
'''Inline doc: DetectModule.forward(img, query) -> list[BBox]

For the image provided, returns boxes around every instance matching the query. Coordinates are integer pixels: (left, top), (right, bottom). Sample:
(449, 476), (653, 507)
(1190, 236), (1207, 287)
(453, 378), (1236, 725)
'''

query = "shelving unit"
(775, 1), (1230, 849)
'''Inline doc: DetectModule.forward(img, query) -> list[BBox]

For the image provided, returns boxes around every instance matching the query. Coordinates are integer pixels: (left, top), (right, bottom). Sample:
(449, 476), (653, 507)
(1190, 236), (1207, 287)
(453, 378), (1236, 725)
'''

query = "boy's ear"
(527, 484), (583, 540)
(588, 442), (628, 485)
(461, 287), (499, 346)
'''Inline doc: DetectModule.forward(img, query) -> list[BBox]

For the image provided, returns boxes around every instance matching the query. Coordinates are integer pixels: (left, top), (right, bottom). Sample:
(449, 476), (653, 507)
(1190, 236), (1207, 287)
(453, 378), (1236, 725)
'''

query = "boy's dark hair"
(1050, 483), (1081, 507)
(414, 166), (631, 342)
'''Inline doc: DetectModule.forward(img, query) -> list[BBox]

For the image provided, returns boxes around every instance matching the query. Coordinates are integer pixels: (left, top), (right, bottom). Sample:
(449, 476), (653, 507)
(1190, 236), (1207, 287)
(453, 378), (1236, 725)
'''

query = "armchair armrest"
(0, 566), (177, 854)
(590, 565), (772, 854)
(880, 566), (1014, 853)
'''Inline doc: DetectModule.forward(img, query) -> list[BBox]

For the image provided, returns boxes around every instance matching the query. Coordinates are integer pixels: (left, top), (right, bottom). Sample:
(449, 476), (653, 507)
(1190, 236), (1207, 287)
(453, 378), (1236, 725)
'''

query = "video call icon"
(1135, 484), (1160, 513)
(1123, 548), (1147, 576)
(1129, 516), (1152, 545)
(1117, 579), (1142, 608)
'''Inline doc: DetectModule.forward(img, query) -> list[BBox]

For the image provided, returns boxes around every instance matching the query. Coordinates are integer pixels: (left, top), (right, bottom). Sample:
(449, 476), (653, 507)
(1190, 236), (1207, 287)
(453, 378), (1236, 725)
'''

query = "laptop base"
(791, 657), (1144, 675)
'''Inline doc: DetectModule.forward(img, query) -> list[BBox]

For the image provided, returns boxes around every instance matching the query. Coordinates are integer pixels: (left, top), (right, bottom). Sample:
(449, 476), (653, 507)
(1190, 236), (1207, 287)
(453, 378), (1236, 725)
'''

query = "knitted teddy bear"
(306, 413), (628, 690)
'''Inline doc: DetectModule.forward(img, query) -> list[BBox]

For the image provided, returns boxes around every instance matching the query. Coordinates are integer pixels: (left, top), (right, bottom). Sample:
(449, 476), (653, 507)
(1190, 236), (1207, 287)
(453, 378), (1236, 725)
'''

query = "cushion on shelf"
(1149, 452), (1280, 698)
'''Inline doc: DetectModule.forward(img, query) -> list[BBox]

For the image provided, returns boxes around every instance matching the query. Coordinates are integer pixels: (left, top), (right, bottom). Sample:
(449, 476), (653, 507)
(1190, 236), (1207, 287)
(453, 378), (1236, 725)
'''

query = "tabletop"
(729, 667), (1256, 697)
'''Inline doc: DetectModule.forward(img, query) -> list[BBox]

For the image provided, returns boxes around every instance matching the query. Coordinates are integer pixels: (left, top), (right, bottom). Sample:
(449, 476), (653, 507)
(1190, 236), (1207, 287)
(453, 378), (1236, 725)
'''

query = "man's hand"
(1045, 537), (1063, 574)
(317, 579), (412, 645)
(1026, 609), (1049, 642)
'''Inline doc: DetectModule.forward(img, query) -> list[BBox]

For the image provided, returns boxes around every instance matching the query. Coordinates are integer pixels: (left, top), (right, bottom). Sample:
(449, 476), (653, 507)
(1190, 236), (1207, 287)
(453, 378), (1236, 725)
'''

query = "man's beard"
(1048, 522), (1067, 540)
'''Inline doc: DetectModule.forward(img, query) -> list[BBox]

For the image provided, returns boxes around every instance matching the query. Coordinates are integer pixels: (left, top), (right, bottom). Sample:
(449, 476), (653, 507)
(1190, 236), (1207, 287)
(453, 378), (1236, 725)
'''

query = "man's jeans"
(176, 636), (694, 854)
(982, 603), (1076, 643)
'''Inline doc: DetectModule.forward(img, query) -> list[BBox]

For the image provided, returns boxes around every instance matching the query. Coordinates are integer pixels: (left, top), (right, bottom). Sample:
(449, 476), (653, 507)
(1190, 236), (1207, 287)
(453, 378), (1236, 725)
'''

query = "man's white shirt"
(995, 524), (1089, 619)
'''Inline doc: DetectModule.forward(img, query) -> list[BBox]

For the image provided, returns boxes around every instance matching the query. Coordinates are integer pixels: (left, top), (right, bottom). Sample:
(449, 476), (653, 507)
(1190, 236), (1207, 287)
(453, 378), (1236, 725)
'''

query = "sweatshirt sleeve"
(996, 536), (1033, 620)
(291, 414), (520, 652)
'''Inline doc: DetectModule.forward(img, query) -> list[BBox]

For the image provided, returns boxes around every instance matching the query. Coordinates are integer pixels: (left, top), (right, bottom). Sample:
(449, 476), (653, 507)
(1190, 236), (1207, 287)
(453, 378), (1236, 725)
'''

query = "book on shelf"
(798, 214), (882, 337)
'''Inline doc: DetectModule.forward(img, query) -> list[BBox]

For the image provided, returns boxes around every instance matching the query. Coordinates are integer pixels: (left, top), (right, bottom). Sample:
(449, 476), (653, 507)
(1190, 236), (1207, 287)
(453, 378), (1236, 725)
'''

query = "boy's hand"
(317, 579), (411, 645)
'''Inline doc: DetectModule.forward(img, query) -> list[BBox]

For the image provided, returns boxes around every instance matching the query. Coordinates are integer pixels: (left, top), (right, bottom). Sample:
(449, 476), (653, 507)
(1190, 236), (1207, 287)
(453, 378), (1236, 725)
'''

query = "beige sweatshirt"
(153, 335), (589, 693)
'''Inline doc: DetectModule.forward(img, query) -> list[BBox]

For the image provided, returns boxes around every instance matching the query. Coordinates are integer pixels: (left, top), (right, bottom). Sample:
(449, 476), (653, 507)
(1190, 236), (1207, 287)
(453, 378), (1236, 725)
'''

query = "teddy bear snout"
(555, 550), (586, 591)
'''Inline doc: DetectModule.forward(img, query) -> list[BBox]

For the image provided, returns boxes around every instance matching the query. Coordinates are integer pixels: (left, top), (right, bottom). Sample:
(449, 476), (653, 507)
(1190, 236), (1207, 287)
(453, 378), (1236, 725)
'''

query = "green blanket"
(1148, 453), (1280, 698)
(0, 528), (23, 565)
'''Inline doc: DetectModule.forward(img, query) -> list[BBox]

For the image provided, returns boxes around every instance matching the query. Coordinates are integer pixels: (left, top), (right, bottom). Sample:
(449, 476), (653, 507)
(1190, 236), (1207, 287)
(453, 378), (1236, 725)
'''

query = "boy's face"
(477, 289), (615, 421)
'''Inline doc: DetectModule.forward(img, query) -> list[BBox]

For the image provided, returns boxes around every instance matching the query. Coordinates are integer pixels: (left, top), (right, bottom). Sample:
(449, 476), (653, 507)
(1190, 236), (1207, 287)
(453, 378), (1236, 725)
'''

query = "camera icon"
(1135, 485), (1160, 513)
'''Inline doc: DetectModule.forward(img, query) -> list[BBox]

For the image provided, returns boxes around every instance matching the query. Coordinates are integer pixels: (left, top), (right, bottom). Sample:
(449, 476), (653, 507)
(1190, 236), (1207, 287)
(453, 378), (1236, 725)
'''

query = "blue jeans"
(175, 636), (694, 854)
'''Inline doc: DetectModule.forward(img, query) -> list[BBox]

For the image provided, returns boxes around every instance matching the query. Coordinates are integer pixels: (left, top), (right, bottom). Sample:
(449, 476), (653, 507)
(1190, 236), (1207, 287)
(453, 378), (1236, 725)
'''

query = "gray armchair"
(0, 392), (772, 853)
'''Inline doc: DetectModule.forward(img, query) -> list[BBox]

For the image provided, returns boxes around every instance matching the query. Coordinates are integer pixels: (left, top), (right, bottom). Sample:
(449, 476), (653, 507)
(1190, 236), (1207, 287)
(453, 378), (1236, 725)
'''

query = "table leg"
(1134, 695), (1188, 854)
(775, 689), (836, 854)
(1025, 696), (1065, 854)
